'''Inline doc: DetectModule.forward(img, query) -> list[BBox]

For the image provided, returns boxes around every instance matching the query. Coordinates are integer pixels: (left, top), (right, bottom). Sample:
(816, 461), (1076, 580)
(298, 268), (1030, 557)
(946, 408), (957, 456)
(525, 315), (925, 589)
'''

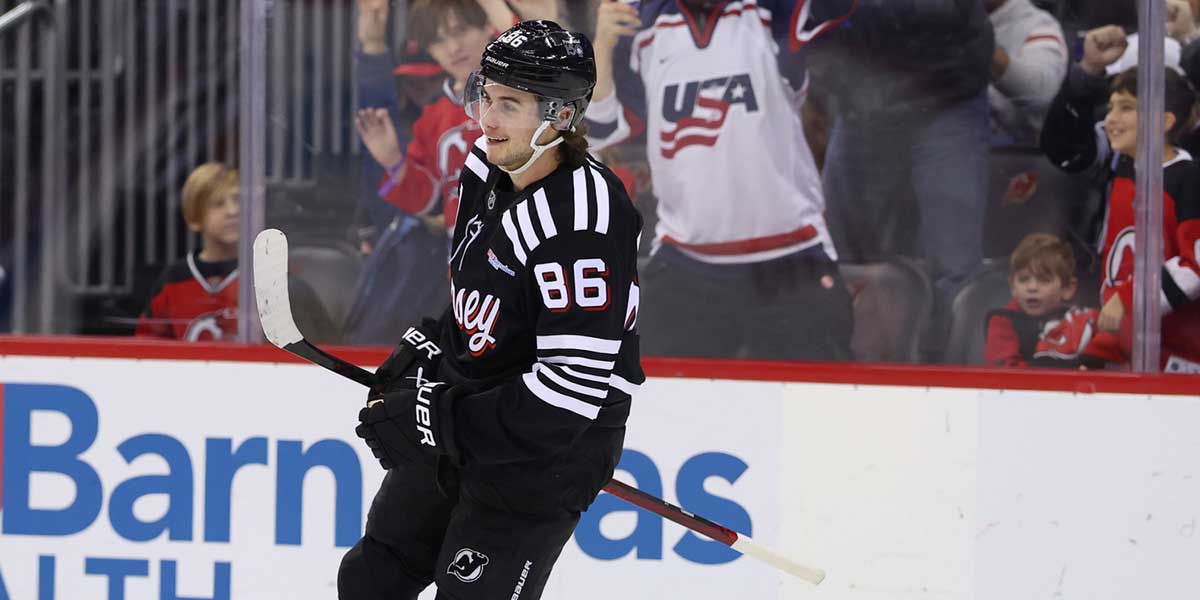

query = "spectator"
(136, 162), (240, 341)
(355, 0), (494, 236)
(988, 0), (1069, 143)
(808, 0), (994, 314)
(355, 0), (560, 237)
(985, 232), (1103, 368)
(344, 0), (491, 345)
(1173, 0), (1200, 86)
(584, 0), (856, 361)
(1168, 0), (1199, 46)
(345, 0), (560, 345)
(1041, 54), (1200, 371)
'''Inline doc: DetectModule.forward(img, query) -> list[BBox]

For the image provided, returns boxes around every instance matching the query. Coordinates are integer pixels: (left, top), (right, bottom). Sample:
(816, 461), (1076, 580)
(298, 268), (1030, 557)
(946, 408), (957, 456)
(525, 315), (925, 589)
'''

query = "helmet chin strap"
(500, 121), (564, 176)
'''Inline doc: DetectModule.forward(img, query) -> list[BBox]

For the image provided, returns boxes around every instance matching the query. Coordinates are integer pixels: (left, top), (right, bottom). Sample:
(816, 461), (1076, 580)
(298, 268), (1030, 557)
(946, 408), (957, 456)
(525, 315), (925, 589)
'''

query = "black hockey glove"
(370, 318), (444, 398)
(356, 382), (463, 470)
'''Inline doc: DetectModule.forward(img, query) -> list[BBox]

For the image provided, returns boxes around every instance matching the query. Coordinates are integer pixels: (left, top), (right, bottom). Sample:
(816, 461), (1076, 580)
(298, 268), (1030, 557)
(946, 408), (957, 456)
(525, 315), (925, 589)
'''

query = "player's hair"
(1010, 233), (1075, 283)
(181, 162), (239, 226)
(407, 0), (489, 49)
(1110, 67), (1199, 145)
(558, 120), (591, 169)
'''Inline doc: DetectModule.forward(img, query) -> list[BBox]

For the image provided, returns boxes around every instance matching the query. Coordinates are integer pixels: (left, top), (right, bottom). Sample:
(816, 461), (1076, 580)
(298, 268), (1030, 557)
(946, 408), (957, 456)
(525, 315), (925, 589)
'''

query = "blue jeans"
(822, 92), (988, 305)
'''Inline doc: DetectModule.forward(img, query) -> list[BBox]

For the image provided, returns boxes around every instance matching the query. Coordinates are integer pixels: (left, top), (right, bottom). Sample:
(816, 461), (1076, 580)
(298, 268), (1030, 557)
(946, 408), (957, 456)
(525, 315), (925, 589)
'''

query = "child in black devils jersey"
(136, 162), (240, 341)
(342, 21), (645, 600)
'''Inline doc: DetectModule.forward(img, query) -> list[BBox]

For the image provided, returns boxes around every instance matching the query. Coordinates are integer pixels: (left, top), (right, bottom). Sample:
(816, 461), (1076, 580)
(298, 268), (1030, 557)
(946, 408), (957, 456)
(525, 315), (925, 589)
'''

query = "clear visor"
(464, 70), (576, 133)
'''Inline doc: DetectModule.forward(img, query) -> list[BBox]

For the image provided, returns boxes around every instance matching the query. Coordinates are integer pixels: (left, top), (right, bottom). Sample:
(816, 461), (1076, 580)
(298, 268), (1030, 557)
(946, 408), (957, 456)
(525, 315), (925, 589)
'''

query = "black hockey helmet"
(468, 20), (596, 130)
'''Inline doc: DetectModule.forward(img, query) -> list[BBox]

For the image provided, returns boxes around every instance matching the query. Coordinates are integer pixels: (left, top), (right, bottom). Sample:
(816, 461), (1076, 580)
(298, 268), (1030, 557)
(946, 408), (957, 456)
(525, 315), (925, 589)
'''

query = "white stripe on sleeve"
(537, 334), (622, 354)
(522, 370), (601, 419)
(534, 188), (558, 239)
(561, 365), (612, 384)
(573, 167), (589, 231)
(544, 355), (616, 370)
(516, 201), (541, 253)
(465, 152), (489, 182)
(536, 364), (609, 399)
(590, 165), (610, 235)
(610, 374), (641, 396)
(501, 211), (528, 265)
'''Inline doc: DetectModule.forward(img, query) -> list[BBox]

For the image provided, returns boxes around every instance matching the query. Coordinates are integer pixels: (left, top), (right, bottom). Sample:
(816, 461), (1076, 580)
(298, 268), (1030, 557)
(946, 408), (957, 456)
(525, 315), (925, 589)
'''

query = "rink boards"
(1, 354), (1199, 600)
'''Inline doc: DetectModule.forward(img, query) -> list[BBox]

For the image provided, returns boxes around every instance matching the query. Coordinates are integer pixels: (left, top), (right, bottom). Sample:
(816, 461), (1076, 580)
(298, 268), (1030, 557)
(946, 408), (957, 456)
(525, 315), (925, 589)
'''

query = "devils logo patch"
(447, 548), (490, 583)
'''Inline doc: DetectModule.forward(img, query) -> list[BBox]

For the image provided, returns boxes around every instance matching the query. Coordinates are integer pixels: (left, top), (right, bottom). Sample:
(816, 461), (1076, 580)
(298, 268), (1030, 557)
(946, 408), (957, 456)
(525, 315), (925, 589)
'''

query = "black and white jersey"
(433, 136), (645, 465)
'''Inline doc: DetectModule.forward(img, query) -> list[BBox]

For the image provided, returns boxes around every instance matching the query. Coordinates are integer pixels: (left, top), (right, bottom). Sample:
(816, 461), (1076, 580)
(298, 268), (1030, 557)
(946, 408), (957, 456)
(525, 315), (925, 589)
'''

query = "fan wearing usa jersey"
(585, 0), (856, 360)
(341, 21), (645, 600)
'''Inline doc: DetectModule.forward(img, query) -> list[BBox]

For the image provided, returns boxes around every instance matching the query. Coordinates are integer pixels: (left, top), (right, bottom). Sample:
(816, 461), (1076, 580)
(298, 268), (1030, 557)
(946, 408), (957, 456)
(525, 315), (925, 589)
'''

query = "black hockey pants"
(338, 426), (624, 600)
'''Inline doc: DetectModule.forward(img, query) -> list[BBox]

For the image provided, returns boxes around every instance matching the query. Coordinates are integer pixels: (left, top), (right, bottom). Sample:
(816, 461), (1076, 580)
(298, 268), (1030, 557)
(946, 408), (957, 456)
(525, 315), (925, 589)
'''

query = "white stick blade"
(730, 533), (825, 585)
(253, 228), (303, 348)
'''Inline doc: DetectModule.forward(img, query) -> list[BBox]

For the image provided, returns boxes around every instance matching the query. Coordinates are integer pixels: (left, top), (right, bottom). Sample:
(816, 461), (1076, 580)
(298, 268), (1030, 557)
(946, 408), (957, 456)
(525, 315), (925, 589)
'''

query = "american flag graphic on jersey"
(660, 73), (758, 159)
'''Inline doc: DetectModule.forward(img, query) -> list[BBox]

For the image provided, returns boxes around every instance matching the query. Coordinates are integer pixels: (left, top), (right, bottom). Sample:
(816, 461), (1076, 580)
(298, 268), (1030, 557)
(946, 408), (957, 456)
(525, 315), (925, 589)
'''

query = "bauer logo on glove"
(356, 382), (463, 470)
(371, 319), (445, 397)
(413, 382), (444, 447)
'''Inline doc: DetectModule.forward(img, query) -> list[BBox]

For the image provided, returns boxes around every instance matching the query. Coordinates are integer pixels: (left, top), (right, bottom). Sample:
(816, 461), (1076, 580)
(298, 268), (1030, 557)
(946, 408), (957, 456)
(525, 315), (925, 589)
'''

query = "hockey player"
(585, 0), (856, 360)
(341, 20), (645, 600)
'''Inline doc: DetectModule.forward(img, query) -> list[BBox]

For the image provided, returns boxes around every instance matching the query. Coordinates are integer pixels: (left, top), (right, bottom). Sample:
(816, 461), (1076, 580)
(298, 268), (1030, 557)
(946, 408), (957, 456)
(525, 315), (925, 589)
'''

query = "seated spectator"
(136, 162), (240, 341)
(1041, 54), (1200, 372)
(985, 233), (1102, 368)
(988, 0), (1068, 143)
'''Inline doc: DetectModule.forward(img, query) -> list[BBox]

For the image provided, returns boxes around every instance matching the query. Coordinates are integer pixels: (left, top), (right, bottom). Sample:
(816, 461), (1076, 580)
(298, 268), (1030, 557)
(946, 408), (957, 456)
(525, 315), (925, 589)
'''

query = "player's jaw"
(483, 127), (534, 170)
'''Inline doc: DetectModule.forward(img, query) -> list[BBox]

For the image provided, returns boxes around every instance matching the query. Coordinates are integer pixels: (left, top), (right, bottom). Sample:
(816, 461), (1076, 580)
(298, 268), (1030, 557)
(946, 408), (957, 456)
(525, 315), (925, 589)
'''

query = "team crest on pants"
(448, 548), (490, 583)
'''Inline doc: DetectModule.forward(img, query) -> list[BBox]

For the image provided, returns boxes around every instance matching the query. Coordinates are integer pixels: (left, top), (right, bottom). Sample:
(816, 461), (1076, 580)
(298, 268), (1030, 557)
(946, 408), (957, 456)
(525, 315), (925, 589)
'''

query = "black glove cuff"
(414, 382), (463, 463)
(371, 318), (444, 397)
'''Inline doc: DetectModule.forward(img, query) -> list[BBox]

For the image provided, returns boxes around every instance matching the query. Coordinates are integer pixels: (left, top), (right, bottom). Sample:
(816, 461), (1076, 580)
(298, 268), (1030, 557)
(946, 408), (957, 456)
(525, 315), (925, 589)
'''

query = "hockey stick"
(252, 228), (825, 585)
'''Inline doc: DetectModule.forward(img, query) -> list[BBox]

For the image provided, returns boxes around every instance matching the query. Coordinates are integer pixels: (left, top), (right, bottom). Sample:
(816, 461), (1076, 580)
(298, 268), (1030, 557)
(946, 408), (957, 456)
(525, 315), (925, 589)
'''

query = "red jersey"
(1097, 151), (1200, 367)
(985, 299), (1102, 368)
(378, 87), (482, 233)
(136, 252), (238, 341)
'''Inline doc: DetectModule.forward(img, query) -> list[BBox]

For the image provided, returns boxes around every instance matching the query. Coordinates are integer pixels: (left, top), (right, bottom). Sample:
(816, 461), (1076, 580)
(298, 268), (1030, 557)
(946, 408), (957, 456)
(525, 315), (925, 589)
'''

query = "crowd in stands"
(111, 0), (1200, 373)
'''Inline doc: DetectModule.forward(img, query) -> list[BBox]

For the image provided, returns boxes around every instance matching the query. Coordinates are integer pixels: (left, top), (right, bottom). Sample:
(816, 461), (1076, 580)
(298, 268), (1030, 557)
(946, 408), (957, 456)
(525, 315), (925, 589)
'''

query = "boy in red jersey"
(985, 233), (1103, 368)
(136, 163), (239, 341)
(1042, 32), (1200, 372)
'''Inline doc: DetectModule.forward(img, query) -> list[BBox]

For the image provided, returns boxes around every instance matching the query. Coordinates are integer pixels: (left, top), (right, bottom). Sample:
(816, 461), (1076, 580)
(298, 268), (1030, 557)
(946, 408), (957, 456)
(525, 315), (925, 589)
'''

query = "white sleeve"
(584, 92), (632, 152)
(994, 20), (1068, 122)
